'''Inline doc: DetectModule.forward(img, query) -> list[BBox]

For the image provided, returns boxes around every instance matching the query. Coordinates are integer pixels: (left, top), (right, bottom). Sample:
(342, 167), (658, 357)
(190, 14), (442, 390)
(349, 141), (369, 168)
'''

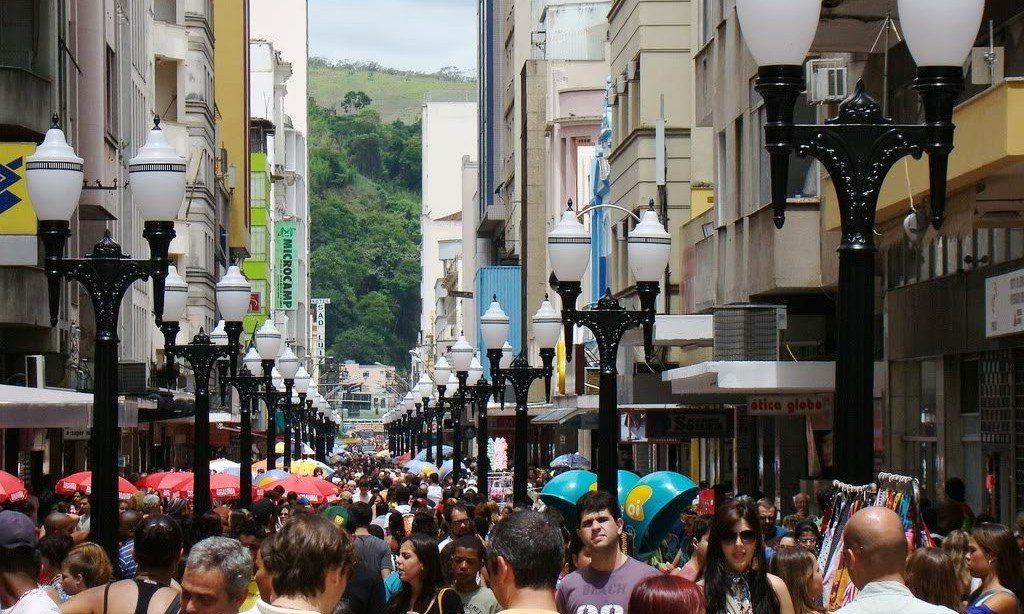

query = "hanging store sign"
(747, 394), (832, 416)
(275, 221), (297, 310)
(985, 268), (1024, 338)
(0, 143), (37, 234)
(646, 410), (733, 440)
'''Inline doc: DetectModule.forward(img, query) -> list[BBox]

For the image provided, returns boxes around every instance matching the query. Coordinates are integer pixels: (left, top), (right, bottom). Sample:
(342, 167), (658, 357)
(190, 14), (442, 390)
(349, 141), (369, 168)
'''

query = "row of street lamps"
(26, 116), (340, 561)
(26, 0), (975, 555)
(387, 0), (978, 503)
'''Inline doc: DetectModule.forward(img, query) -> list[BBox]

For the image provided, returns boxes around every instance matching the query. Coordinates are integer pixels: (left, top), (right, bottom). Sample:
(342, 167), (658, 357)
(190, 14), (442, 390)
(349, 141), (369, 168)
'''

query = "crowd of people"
(2, 454), (1024, 614)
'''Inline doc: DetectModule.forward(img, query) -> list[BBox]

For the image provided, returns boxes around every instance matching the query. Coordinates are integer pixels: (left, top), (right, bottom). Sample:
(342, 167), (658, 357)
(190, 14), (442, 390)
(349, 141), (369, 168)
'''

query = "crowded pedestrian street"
(2, 0), (1023, 612)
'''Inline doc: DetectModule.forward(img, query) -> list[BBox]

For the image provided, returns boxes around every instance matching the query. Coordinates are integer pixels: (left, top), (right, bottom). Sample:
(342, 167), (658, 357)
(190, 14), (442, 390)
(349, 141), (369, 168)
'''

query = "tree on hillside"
(340, 90), (373, 113)
(308, 99), (422, 368)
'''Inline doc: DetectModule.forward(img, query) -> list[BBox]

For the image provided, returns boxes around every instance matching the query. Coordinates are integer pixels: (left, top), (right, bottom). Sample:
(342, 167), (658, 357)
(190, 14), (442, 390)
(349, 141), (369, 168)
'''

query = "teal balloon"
(617, 470), (641, 507)
(539, 470), (595, 529)
(622, 471), (699, 558)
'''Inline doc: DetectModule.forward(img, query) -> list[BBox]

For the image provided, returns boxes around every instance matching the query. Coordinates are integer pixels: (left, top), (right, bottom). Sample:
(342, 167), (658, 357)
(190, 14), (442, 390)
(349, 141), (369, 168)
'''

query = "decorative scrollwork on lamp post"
(736, 0), (982, 483)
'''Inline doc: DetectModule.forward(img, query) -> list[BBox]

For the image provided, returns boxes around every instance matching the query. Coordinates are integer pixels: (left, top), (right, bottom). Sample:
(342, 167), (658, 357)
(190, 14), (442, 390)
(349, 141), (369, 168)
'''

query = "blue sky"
(309, 0), (477, 73)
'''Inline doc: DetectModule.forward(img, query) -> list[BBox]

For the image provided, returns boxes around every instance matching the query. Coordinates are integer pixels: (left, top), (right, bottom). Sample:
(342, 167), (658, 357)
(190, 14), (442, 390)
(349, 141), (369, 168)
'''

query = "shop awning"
(0, 385), (143, 428)
(662, 361), (835, 399)
(532, 407), (578, 425)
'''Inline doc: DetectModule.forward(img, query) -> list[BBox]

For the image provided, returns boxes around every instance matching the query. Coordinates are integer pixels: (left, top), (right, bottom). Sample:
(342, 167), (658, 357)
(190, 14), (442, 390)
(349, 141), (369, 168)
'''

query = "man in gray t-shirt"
(349, 502), (394, 578)
(556, 491), (658, 614)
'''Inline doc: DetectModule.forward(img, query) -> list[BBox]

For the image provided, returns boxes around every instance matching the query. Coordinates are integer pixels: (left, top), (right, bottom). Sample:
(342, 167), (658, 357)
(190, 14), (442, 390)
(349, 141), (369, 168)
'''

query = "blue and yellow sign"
(0, 143), (38, 235)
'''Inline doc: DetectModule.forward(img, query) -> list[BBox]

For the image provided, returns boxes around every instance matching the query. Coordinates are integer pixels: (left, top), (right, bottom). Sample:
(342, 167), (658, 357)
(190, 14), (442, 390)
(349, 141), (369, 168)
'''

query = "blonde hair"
(63, 542), (113, 588)
(768, 547), (824, 614)
(942, 529), (972, 597)
(905, 548), (962, 612)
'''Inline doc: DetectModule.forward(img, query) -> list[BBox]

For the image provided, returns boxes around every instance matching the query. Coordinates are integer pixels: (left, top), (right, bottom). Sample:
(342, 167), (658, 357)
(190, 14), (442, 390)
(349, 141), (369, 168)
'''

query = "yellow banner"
(0, 143), (38, 235)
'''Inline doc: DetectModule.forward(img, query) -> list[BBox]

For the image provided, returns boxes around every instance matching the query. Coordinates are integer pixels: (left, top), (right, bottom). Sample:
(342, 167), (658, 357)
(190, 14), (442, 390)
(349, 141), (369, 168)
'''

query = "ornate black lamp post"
(162, 266), (250, 520)
(416, 373), (436, 462)
(736, 0), (982, 483)
(480, 296), (560, 506)
(445, 334), (479, 483)
(470, 374), (493, 497)
(275, 346), (301, 471)
(431, 356), (454, 467)
(28, 116), (184, 564)
(291, 366), (311, 460)
(228, 347), (273, 510)
(547, 201), (670, 497)
(253, 319), (284, 470)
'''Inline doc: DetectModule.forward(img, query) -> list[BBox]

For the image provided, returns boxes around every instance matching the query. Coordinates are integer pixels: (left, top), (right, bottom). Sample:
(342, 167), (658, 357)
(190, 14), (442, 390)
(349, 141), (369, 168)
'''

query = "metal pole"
(834, 250), (876, 483)
(239, 395), (253, 509)
(263, 361), (278, 472)
(513, 398), (529, 506)
(282, 380), (294, 472)
(435, 400), (444, 469)
(91, 331), (120, 566)
(477, 390), (489, 497)
(193, 378), (212, 520)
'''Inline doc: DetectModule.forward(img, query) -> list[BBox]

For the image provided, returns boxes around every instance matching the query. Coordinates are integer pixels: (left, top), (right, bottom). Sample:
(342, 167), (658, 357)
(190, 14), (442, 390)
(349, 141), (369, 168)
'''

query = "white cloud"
(309, 0), (477, 73)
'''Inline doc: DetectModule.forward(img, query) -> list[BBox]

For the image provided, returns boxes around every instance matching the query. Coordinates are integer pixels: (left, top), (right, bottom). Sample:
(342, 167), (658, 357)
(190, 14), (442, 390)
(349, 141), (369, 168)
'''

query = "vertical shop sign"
(274, 222), (297, 310)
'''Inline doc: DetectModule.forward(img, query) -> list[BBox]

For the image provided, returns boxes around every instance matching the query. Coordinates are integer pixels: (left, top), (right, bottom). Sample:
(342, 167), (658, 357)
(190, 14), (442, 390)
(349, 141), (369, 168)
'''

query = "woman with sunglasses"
(703, 499), (795, 614)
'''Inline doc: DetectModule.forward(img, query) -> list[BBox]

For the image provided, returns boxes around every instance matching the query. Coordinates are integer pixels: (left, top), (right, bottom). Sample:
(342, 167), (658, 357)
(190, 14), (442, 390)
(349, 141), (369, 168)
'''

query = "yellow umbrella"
(419, 463), (438, 476)
(375, 450), (390, 458)
(290, 459), (319, 476)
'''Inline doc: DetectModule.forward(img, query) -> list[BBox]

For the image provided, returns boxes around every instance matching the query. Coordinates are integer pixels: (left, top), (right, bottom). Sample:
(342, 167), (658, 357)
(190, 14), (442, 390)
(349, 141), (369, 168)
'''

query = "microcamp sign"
(275, 221), (297, 310)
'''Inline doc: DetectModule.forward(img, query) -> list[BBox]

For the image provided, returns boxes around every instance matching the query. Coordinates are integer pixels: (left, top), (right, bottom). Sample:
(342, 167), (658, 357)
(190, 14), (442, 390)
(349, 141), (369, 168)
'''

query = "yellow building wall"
(214, 0), (250, 254)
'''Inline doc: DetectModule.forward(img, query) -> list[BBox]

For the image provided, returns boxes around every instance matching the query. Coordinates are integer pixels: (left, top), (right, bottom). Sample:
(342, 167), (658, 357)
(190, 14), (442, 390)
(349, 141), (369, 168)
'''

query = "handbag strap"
(426, 587), (450, 614)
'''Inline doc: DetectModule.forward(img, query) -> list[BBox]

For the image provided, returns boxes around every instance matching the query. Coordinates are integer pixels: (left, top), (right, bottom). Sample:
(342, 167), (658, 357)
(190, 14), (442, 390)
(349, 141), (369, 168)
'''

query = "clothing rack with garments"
(817, 472), (930, 610)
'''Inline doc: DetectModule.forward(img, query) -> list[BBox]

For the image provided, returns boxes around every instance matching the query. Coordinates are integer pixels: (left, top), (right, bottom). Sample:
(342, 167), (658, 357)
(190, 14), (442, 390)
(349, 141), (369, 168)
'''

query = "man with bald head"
(835, 507), (956, 613)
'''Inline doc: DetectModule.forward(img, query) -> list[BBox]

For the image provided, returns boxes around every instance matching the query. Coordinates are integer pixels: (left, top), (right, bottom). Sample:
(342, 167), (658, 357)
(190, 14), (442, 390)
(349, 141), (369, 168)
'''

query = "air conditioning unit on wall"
(806, 58), (848, 105)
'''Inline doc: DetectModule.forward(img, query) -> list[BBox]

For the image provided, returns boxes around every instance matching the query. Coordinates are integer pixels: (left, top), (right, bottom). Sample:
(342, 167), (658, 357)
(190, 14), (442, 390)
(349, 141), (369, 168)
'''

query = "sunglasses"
(721, 530), (758, 545)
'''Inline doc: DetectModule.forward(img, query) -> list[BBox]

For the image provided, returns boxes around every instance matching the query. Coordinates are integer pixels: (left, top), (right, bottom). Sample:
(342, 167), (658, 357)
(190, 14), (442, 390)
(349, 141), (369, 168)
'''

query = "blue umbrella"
(415, 446), (453, 462)
(439, 459), (468, 479)
(550, 453), (590, 470)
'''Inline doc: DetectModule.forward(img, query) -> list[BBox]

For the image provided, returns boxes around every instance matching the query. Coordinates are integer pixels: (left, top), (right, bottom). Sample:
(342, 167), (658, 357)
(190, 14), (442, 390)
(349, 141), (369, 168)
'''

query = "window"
(105, 45), (118, 138)
(250, 226), (268, 260)
(733, 116), (744, 217)
(701, 0), (713, 45)
(715, 129), (727, 227)
(0, 0), (36, 71)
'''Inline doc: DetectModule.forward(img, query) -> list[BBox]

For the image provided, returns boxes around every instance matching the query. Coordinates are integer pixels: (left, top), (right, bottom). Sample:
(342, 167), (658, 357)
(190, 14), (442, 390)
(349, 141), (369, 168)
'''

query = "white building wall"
(249, 0), (311, 363)
(420, 102), (478, 341)
(249, 0), (308, 136)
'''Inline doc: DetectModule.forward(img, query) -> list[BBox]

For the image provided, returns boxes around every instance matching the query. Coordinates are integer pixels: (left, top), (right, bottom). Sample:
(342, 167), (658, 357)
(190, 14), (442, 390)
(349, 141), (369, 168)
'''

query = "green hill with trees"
(309, 58), (475, 122)
(308, 62), (474, 368)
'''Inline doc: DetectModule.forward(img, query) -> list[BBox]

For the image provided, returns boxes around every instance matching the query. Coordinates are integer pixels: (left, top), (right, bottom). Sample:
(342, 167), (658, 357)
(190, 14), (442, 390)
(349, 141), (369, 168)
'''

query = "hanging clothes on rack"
(818, 472), (930, 611)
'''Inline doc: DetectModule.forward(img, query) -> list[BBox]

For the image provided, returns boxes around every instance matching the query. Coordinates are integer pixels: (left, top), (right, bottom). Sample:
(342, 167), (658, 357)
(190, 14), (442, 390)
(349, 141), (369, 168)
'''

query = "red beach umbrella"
(57, 471), (139, 501)
(168, 473), (253, 502)
(262, 475), (339, 505)
(0, 471), (28, 504)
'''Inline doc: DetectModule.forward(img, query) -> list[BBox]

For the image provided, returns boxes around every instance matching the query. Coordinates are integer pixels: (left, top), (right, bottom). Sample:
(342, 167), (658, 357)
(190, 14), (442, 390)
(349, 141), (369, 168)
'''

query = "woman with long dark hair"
(966, 523), (1024, 614)
(387, 532), (464, 614)
(703, 499), (795, 614)
(629, 574), (706, 614)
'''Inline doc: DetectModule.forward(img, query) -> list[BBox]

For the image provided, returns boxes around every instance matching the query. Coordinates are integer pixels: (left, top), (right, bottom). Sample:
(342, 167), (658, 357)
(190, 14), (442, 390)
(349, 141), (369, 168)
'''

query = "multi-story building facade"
(250, 0), (311, 360)
(0, 0), (251, 478)
(420, 101), (478, 355)
(244, 40), (290, 343)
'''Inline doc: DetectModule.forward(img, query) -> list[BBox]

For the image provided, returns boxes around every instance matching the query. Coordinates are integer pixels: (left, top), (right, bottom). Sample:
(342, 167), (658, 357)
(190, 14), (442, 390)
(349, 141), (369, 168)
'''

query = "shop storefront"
(886, 247), (1024, 522)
